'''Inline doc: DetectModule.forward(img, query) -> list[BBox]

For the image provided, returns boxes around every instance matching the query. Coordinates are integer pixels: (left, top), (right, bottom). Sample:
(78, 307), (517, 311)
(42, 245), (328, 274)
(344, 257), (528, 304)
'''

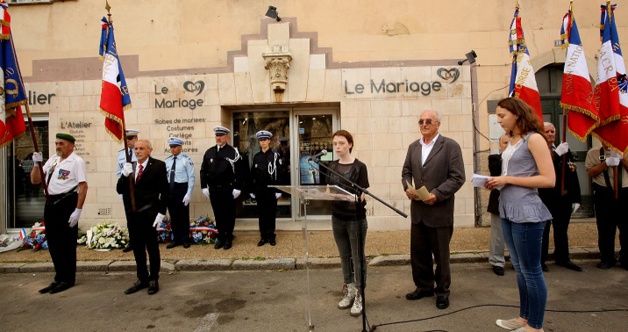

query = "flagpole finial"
(105, 0), (112, 20)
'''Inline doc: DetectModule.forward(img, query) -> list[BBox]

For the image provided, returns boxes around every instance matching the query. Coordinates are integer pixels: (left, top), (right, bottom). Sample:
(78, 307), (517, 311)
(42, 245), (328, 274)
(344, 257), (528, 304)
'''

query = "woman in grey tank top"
(485, 97), (555, 332)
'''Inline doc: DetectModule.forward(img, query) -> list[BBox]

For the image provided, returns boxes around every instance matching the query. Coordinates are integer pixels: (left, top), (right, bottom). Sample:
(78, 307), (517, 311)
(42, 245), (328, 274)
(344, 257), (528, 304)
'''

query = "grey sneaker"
(338, 283), (356, 309)
(495, 318), (525, 330)
(350, 292), (363, 317)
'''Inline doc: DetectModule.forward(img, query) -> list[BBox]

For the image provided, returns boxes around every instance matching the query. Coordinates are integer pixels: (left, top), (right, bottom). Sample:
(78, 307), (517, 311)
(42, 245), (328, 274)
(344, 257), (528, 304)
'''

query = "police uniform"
(199, 126), (248, 249)
(250, 130), (285, 246)
(165, 137), (195, 247)
(40, 133), (87, 290)
(117, 129), (139, 179)
(585, 147), (628, 269)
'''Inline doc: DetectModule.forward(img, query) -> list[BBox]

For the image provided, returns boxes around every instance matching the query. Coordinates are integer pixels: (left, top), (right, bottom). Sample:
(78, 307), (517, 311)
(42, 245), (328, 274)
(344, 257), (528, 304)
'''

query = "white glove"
(202, 188), (210, 199)
(275, 193), (281, 199)
(32, 152), (43, 163)
(572, 203), (580, 214)
(250, 193), (256, 199)
(68, 208), (81, 228)
(232, 189), (241, 199)
(555, 142), (569, 157)
(153, 213), (165, 229)
(121, 163), (133, 177)
(606, 156), (620, 167)
(182, 193), (191, 206)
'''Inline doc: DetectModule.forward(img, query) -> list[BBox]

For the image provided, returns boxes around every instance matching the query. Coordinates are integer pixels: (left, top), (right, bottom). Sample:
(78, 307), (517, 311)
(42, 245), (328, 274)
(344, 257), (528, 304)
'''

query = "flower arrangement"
(82, 221), (129, 250)
(156, 216), (174, 243)
(189, 216), (218, 245)
(20, 222), (48, 251)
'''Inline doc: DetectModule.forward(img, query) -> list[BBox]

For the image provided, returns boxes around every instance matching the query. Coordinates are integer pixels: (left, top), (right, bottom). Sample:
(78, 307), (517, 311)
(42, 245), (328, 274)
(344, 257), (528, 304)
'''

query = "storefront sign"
(343, 67), (460, 96)
(153, 81), (205, 110)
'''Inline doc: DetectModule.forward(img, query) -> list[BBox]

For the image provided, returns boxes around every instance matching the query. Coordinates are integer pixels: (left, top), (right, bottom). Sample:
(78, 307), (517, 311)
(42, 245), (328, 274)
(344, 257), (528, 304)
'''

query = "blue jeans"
(502, 218), (547, 329)
(332, 215), (367, 288)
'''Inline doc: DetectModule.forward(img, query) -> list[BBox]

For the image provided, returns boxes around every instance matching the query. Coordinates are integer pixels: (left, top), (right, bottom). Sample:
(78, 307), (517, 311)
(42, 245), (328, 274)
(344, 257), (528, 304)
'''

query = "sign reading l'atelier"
(343, 67), (461, 96)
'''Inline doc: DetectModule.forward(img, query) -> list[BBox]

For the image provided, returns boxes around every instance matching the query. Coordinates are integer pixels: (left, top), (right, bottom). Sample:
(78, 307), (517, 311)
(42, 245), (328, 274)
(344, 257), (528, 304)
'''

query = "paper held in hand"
(405, 180), (430, 200)
(471, 174), (489, 188)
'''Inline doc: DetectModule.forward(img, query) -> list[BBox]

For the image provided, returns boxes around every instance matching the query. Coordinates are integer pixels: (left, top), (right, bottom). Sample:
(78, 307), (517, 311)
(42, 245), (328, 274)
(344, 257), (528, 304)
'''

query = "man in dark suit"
(117, 139), (168, 295)
(539, 122), (582, 272)
(402, 110), (465, 310)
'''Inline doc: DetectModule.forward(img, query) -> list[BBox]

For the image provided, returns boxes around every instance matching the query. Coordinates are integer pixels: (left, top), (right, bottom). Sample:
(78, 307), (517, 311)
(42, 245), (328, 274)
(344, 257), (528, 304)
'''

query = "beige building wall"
(4, 0), (625, 230)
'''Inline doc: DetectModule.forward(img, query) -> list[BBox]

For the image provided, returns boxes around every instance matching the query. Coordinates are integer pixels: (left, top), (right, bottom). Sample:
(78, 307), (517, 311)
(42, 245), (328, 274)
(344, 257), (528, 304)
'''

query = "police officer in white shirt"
(165, 137), (195, 249)
(31, 133), (88, 295)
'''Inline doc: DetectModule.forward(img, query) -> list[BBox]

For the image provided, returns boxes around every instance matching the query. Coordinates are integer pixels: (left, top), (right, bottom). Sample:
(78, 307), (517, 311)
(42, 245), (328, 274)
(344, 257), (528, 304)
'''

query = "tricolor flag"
(99, 17), (131, 142)
(593, 4), (628, 154)
(0, 0), (27, 149)
(508, 5), (543, 124)
(559, 6), (599, 141)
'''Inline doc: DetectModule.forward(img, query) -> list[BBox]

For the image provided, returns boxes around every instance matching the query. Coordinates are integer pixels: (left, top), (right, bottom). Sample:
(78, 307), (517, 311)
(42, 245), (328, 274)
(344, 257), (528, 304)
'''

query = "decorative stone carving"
(263, 45), (292, 102)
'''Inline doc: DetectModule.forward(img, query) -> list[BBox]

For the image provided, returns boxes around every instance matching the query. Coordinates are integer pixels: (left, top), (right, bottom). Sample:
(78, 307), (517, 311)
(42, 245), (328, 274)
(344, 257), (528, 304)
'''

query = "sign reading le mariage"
(343, 67), (460, 96)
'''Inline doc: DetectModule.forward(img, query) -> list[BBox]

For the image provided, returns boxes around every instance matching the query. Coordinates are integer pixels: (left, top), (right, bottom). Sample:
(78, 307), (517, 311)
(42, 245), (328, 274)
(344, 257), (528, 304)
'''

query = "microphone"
(308, 149), (328, 161)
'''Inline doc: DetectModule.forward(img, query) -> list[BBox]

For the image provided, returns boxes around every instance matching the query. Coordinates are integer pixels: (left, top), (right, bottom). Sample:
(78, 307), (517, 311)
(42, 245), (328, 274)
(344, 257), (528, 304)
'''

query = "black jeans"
(44, 193), (79, 285)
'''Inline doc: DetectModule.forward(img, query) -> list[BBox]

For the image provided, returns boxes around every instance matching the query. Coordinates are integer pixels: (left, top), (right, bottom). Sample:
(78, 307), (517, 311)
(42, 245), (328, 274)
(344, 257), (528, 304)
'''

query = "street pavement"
(0, 260), (626, 332)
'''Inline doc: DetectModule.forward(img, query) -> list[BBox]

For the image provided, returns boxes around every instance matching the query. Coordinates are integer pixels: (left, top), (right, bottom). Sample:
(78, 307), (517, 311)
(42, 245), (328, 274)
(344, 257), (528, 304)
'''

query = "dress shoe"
(269, 239), (276, 246)
(166, 242), (180, 249)
(257, 239), (267, 247)
(223, 241), (232, 250)
(405, 288), (434, 301)
(38, 281), (59, 294)
(596, 261), (615, 270)
(436, 296), (449, 309)
(49, 282), (74, 294)
(183, 242), (191, 249)
(124, 280), (149, 294)
(214, 239), (224, 250)
(492, 265), (505, 276)
(541, 263), (549, 272)
(123, 246), (133, 253)
(556, 260), (583, 272)
(147, 280), (159, 295)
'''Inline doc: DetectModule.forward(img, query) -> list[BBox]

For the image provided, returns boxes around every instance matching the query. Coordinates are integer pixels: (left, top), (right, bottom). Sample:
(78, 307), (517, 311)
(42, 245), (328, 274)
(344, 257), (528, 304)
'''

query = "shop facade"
(1, 1), (608, 233)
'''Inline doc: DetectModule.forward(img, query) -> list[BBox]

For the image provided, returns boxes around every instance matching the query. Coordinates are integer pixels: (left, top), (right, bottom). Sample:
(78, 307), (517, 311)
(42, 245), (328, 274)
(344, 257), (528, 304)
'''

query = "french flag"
(559, 8), (599, 141)
(99, 17), (132, 142)
(593, 4), (628, 154)
(508, 6), (543, 124)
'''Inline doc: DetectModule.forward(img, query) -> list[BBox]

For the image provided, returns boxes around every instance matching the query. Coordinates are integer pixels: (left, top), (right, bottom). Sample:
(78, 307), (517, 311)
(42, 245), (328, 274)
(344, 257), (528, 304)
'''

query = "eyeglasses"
(545, 130), (555, 134)
(418, 119), (436, 125)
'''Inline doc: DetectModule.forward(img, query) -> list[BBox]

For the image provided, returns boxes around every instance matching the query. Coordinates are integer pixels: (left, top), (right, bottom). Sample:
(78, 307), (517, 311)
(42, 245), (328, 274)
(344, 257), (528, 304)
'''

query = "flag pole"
(559, 1), (574, 197)
(605, 0), (619, 199)
(106, 0), (136, 211)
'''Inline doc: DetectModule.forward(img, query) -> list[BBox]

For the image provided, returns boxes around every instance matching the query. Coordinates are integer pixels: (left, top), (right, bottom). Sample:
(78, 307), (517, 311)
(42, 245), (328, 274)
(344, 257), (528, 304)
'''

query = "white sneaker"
(338, 283), (356, 309)
(350, 292), (363, 317)
(495, 318), (525, 330)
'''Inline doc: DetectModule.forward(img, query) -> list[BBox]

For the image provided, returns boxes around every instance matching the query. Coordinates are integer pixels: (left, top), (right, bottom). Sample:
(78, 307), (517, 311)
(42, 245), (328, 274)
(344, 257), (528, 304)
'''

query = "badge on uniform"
(58, 169), (70, 180)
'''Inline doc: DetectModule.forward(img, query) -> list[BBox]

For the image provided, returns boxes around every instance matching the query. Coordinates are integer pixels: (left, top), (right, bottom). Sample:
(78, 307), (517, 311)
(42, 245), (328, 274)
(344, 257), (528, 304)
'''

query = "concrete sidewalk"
(0, 220), (614, 273)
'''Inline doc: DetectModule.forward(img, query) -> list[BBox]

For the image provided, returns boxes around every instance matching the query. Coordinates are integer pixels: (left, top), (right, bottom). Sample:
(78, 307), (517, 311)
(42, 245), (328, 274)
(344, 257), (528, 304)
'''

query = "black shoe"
(257, 239), (267, 247)
(166, 242), (180, 249)
(223, 241), (232, 250)
(541, 263), (549, 272)
(405, 288), (434, 301)
(183, 242), (191, 249)
(492, 265), (505, 276)
(269, 239), (276, 246)
(123, 246), (133, 253)
(124, 280), (149, 294)
(214, 239), (224, 250)
(49, 282), (74, 294)
(39, 282), (59, 294)
(436, 296), (449, 309)
(597, 261), (615, 270)
(147, 280), (159, 295)
(556, 260), (583, 272)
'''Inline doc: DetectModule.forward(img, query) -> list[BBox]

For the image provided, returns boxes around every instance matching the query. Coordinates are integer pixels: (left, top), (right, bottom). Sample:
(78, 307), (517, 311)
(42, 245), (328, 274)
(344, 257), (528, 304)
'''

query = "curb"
(0, 247), (603, 274)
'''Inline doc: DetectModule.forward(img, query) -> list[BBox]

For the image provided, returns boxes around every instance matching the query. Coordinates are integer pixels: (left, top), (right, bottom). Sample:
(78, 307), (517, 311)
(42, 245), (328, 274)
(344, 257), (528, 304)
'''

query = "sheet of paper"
(406, 179), (430, 200)
(471, 174), (490, 188)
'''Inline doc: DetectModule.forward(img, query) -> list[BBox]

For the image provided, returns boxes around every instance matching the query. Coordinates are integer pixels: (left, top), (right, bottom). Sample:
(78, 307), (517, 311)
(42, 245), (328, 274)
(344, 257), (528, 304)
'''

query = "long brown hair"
(332, 129), (354, 153)
(497, 97), (548, 141)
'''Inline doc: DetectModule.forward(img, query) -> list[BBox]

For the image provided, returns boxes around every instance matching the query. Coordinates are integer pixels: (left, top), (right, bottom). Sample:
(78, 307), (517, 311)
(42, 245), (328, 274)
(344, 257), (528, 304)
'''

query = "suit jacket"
(116, 156), (169, 218)
(538, 149), (581, 206)
(402, 135), (465, 228)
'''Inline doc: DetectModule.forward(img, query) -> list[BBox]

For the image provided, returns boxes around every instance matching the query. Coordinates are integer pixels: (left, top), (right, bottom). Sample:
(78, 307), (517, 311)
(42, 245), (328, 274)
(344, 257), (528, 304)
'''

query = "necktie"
(136, 164), (144, 182)
(169, 157), (176, 191)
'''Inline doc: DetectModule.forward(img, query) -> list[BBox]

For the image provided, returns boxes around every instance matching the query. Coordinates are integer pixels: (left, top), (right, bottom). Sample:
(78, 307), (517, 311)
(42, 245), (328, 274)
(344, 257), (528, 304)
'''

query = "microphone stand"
(309, 158), (407, 332)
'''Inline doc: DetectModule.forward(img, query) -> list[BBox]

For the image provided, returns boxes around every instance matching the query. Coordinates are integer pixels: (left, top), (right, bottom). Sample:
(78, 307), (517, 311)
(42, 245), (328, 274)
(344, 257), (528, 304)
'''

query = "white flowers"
(83, 221), (129, 250)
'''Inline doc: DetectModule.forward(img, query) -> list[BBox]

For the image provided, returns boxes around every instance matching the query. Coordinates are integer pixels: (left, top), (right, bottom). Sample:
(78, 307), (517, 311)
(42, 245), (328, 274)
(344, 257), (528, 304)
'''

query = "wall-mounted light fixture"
(458, 50), (478, 65)
(265, 5), (281, 22)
